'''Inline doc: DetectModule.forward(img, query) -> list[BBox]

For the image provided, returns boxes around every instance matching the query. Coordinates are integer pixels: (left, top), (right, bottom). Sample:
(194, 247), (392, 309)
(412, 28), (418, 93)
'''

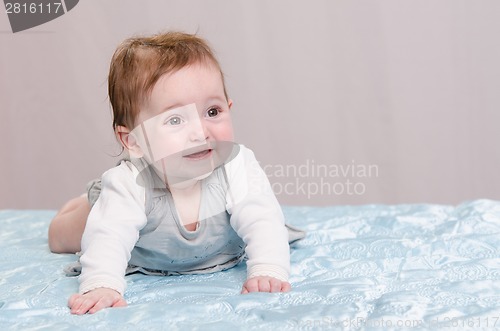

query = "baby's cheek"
(150, 133), (187, 160)
(216, 123), (234, 142)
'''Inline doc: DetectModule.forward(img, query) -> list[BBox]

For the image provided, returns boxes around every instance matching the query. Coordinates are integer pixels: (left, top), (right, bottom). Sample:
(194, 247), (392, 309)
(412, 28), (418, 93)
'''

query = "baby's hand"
(68, 287), (127, 315)
(241, 276), (291, 294)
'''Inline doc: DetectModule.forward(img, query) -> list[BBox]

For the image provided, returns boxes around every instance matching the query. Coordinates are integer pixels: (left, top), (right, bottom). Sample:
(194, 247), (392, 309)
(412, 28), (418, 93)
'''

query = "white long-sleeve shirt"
(79, 145), (290, 295)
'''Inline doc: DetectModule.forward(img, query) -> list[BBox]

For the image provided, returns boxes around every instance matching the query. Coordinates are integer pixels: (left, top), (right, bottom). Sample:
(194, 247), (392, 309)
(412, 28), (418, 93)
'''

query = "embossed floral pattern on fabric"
(0, 200), (499, 329)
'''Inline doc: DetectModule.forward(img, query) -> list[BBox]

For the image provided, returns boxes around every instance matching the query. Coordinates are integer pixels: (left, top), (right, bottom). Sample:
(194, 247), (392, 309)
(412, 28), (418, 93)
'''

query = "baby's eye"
(166, 116), (182, 125)
(207, 108), (220, 118)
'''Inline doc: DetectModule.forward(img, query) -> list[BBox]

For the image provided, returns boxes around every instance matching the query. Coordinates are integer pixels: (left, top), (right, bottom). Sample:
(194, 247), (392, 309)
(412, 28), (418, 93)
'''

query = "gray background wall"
(1, 0), (499, 209)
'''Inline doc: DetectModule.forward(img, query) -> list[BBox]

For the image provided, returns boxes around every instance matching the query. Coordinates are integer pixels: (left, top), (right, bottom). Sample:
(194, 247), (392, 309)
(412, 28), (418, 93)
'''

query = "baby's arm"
(225, 146), (291, 293)
(70, 162), (147, 314)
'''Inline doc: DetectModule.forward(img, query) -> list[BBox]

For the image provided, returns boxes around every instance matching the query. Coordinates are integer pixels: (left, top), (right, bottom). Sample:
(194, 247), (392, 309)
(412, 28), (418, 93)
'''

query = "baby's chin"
(167, 170), (214, 189)
(192, 171), (213, 181)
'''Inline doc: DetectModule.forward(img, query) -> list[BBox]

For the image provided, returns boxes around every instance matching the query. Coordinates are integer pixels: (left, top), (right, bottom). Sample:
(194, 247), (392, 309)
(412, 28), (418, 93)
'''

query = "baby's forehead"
(148, 63), (223, 98)
(159, 60), (221, 81)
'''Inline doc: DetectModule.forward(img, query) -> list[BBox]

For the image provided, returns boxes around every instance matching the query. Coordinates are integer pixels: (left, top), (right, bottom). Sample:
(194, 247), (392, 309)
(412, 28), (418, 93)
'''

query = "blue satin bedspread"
(1, 200), (499, 330)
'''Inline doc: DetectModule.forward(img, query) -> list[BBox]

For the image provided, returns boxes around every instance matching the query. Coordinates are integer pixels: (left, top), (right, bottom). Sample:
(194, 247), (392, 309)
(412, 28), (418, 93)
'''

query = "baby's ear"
(228, 99), (233, 109)
(115, 125), (144, 158)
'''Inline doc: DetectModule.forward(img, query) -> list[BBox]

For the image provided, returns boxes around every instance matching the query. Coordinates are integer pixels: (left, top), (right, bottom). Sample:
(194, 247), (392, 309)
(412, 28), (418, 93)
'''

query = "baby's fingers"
(68, 293), (80, 308)
(68, 294), (95, 315)
(88, 296), (126, 314)
(241, 278), (258, 294)
(68, 288), (126, 315)
(241, 277), (292, 294)
(268, 278), (283, 293)
(280, 281), (291, 292)
(112, 299), (127, 308)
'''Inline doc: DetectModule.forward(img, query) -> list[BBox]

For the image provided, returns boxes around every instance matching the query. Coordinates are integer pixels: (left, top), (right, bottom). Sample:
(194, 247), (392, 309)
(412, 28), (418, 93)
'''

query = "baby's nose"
(188, 120), (207, 142)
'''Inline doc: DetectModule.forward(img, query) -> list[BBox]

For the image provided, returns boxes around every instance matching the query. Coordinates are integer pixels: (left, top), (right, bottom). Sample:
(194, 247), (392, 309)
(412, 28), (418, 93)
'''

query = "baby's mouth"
(182, 145), (213, 160)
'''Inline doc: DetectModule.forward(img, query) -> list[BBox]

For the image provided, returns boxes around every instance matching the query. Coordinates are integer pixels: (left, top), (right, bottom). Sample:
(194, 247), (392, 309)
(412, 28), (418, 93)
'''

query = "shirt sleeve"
(224, 145), (290, 282)
(78, 161), (147, 295)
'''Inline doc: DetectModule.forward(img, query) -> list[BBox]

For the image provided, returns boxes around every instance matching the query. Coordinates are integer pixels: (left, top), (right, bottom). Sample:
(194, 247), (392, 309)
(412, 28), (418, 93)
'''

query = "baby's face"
(131, 63), (234, 186)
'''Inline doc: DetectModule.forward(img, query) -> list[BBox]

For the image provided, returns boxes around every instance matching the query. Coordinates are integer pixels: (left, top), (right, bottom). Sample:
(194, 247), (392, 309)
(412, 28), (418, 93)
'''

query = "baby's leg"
(48, 196), (90, 253)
